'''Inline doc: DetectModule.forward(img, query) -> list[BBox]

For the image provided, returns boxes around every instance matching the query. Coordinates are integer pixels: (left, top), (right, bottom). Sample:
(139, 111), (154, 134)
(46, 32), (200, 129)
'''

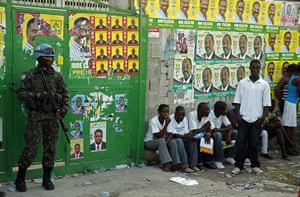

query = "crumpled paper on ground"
(169, 176), (199, 186)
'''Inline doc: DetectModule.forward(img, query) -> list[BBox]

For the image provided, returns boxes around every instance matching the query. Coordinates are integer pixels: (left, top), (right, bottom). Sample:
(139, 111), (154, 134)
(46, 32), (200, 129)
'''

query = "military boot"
(15, 167), (27, 192)
(42, 167), (55, 190)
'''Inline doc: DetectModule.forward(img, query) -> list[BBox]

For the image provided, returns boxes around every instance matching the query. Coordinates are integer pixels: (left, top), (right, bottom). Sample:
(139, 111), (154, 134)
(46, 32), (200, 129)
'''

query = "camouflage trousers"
(18, 119), (59, 169)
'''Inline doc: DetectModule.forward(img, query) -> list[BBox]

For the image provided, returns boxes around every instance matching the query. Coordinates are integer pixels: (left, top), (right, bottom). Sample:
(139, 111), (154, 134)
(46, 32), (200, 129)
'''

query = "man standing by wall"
(232, 59), (271, 175)
(15, 43), (69, 191)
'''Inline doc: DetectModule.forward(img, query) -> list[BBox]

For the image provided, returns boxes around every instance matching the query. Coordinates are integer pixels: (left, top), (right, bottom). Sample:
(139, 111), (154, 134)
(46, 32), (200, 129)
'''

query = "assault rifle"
(39, 68), (70, 143)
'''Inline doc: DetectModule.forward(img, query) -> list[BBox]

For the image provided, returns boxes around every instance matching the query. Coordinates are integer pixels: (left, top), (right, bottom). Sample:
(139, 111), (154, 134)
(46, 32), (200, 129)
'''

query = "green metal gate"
(0, 0), (147, 182)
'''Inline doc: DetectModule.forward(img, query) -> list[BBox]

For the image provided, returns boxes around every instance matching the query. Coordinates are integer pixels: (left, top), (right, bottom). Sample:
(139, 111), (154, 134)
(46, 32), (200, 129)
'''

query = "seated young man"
(209, 101), (238, 169)
(167, 106), (200, 173)
(187, 102), (220, 170)
(144, 104), (181, 172)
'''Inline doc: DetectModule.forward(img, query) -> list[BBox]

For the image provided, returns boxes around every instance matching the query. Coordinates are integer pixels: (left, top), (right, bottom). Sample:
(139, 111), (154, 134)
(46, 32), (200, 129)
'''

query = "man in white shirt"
(188, 103), (217, 169)
(281, 31), (291, 53)
(233, 0), (245, 23)
(265, 3), (276, 25)
(209, 101), (237, 167)
(266, 34), (276, 53)
(196, 0), (209, 21)
(176, 0), (190, 19)
(70, 17), (90, 60)
(156, 0), (169, 18)
(232, 59), (271, 175)
(144, 104), (181, 172)
(248, 1), (260, 24)
(215, 0), (227, 22)
(168, 106), (200, 172)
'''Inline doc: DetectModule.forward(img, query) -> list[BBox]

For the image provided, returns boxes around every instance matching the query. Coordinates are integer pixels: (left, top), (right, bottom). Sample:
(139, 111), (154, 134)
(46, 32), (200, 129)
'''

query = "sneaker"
(191, 166), (200, 171)
(224, 158), (236, 165)
(244, 158), (251, 166)
(215, 162), (225, 169)
(232, 167), (241, 175)
(260, 153), (273, 160)
(183, 167), (194, 173)
(252, 167), (263, 174)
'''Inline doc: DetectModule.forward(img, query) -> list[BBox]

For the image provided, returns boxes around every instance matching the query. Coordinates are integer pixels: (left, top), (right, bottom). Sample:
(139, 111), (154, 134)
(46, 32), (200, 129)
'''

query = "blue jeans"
(211, 132), (224, 162)
(235, 119), (261, 169)
(175, 138), (198, 168)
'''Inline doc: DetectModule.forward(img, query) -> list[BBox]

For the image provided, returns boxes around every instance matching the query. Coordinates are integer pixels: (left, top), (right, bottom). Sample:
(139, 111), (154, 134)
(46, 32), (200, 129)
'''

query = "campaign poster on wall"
(69, 13), (139, 79)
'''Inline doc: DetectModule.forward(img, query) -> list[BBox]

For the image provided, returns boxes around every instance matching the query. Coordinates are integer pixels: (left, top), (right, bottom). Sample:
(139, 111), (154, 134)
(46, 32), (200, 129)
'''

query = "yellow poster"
(262, 2), (282, 26)
(17, 12), (64, 56)
(246, 0), (263, 25)
(279, 30), (297, 53)
(230, 0), (246, 23)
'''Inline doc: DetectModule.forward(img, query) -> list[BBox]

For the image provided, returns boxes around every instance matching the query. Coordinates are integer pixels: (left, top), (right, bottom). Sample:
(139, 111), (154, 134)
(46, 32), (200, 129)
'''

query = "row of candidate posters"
(135, 0), (300, 102)
(15, 12), (138, 159)
(136, 0), (284, 26)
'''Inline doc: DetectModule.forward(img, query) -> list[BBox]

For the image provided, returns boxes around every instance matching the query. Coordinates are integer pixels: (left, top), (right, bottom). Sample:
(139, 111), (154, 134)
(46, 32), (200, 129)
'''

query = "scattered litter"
(130, 162), (135, 167)
(7, 187), (16, 192)
(71, 173), (79, 177)
(137, 163), (146, 168)
(230, 182), (257, 191)
(169, 176), (199, 186)
(101, 191), (110, 197)
(262, 180), (298, 193)
(225, 173), (232, 178)
(98, 166), (106, 173)
(115, 164), (129, 169)
(83, 181), (93, 186)
(31, 178), (42, 184)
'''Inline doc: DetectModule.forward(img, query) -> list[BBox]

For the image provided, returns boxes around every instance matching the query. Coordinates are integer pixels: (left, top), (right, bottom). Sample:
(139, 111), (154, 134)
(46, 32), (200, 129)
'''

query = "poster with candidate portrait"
(212, 64), (230, 97)
(90, 122), (107, 152)
(245, 0), (263, 25)
(262, 2), (282, 27)
(70, 139), (84, 160)
(279, 30), (297, 53)
(194, 64), (214, 99)
(173, 54), (194, 90)
(263, 61), (281, 88)
(69, 13), (139, 79)
(281, 2), (299, 27)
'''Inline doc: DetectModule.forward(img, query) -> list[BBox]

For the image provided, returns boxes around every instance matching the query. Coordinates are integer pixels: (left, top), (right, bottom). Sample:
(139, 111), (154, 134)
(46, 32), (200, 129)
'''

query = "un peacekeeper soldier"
(15, 43), (69, 192)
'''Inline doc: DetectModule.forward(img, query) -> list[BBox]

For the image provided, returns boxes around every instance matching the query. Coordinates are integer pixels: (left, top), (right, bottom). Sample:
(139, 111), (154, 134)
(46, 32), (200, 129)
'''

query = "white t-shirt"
(208, 110), (231, 129)
(216, 13), (225, 22)
(167, 114), (189, 135)
(156, 8), (168, 18)
(144, 115), (167, 142)
(177, 10), (188, 19)
(234, 77), (271, 123)
(196, 12), (207, 20)
(187, 110), (215, 132)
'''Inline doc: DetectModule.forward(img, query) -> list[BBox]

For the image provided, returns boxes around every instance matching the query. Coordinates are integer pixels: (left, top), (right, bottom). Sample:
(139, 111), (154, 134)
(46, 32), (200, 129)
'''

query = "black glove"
(38, 92), (48, 101)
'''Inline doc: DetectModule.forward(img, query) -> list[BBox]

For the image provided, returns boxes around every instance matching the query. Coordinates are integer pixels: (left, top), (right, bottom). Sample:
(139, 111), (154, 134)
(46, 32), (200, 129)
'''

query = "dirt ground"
(1, 149), (299, 197)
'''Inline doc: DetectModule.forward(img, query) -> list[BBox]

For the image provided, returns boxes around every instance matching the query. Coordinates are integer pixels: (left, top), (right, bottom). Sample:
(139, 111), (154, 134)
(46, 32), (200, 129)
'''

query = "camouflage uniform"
(16, 66), (69, 169)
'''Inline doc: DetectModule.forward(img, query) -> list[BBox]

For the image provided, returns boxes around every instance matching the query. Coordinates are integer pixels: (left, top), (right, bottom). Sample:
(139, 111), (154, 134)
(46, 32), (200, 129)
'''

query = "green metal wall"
(0, 2), (147, 182)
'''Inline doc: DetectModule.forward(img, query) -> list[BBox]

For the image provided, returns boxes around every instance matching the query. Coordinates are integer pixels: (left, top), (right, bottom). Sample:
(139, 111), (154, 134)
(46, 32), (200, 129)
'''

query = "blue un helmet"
(34, 43), (55, 59)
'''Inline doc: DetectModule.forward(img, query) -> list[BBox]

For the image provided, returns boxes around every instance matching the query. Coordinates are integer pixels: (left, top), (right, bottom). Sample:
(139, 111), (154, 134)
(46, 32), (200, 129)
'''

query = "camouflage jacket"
(16, 66), (69, 121)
